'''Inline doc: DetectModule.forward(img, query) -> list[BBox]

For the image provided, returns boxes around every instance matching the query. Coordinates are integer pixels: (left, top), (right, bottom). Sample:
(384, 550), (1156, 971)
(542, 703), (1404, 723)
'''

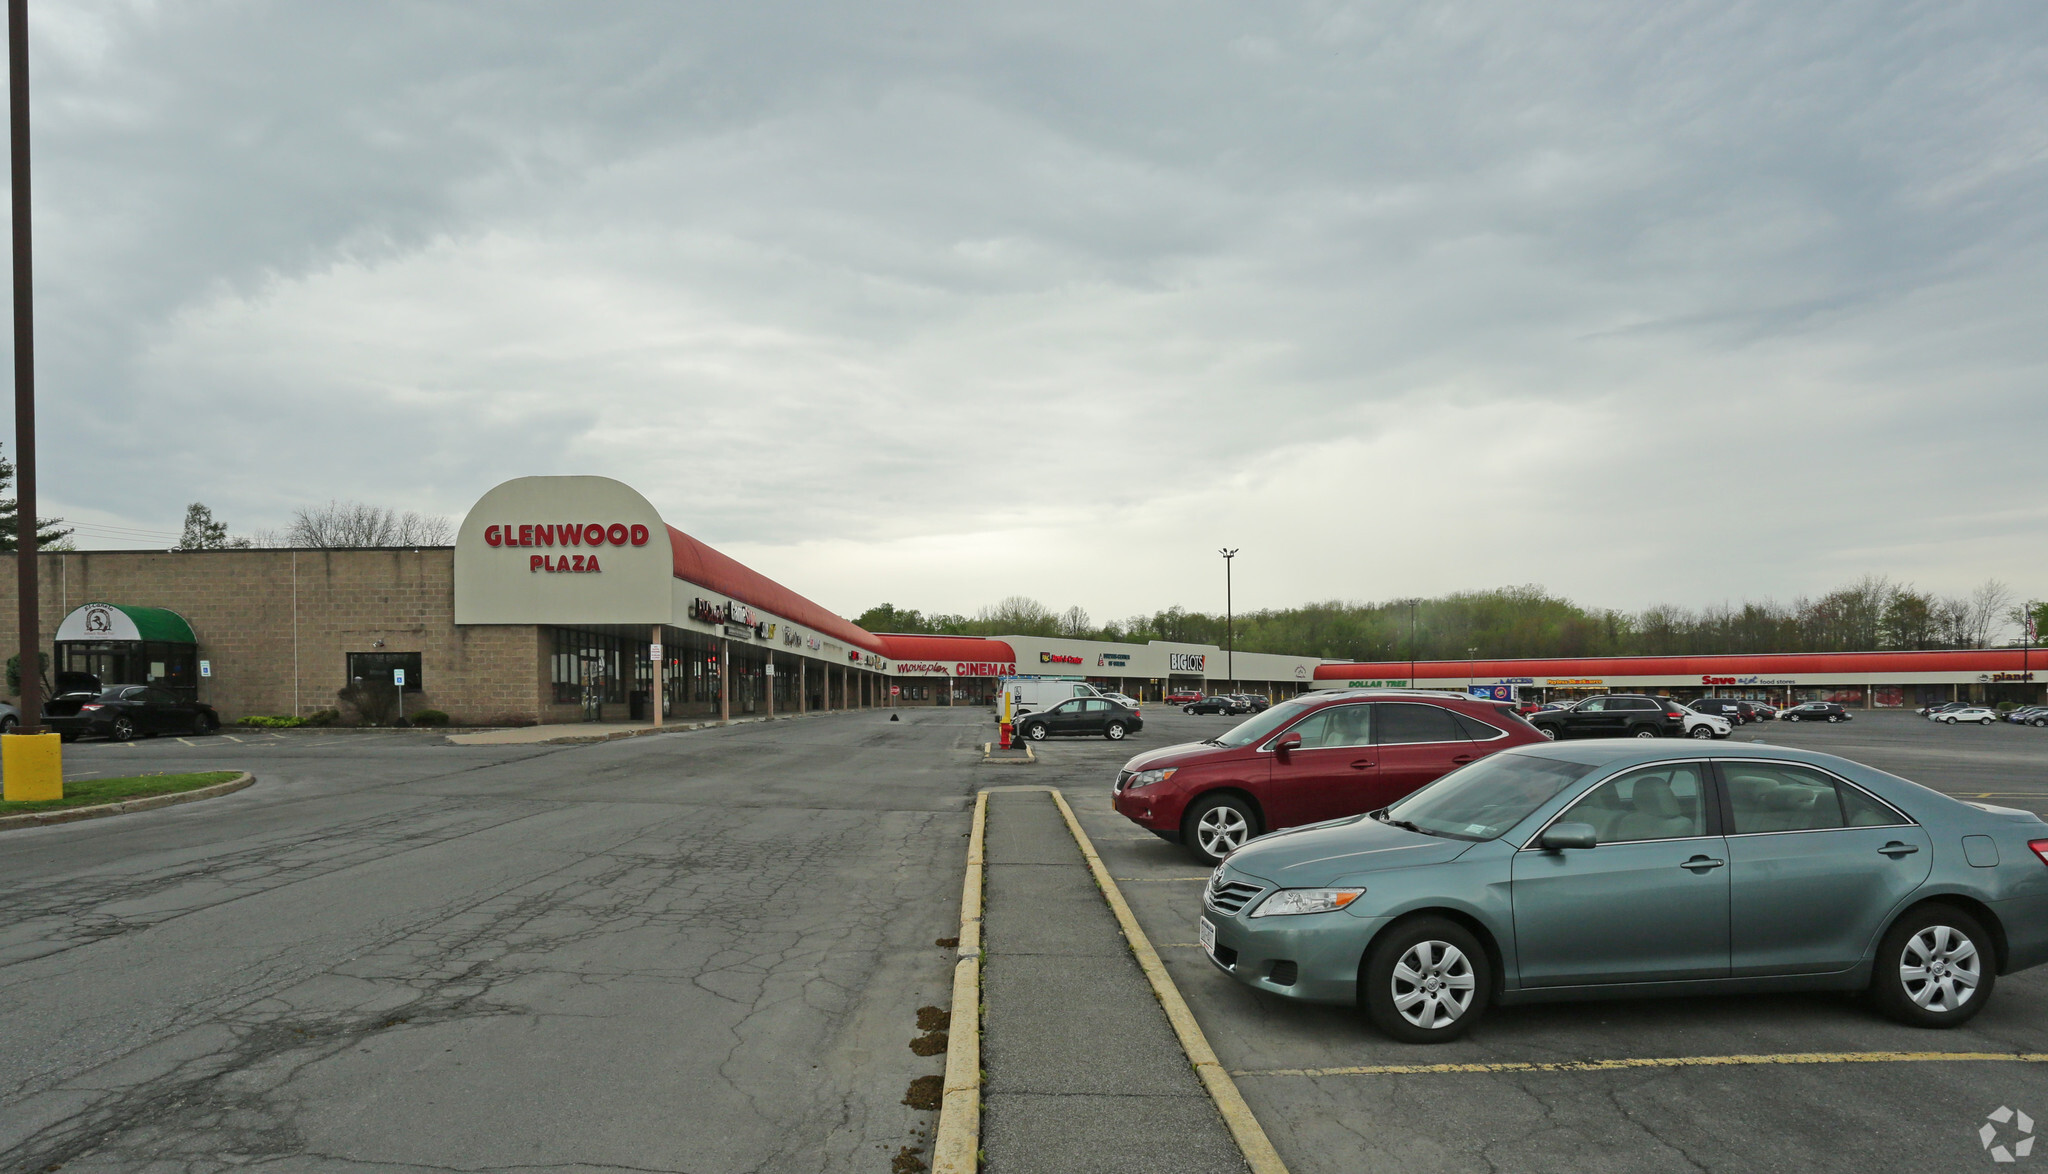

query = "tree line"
(853, 577), (2045, 661)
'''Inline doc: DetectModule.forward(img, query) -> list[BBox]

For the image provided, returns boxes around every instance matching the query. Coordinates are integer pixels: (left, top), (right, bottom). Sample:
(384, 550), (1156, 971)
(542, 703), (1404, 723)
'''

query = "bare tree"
(1963, 579), (2014, 648)
(279, 501), (454, 548)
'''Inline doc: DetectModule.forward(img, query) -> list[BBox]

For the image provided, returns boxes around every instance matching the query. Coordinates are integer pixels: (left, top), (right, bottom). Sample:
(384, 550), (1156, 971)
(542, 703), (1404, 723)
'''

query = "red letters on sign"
(529, 555), (545, 571)
(607, 523), (629, 545)
(518, 524), (534, 546)
(587, 554), (601, 572)
(572, 554), (587, 571)
(559, 524), (582, 546)
(629, 523), (649, 546)
(535, 524), (554, 547)
(485, 525), (502, 547)
(584, 523), (605, 545)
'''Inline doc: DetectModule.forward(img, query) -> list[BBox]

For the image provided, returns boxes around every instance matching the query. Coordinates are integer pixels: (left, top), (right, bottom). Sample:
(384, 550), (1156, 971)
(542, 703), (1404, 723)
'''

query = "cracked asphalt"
(1036, 709), (2048, 1174)
(0, 710), (984, 1174)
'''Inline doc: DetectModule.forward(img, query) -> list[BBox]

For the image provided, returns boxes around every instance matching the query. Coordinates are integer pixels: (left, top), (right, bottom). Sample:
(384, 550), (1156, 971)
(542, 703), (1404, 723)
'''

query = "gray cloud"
(10, 0), (2047, 616)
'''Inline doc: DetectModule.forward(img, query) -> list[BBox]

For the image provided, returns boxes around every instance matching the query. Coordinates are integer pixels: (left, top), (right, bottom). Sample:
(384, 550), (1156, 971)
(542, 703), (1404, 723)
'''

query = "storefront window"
(348, 651), (424, 693)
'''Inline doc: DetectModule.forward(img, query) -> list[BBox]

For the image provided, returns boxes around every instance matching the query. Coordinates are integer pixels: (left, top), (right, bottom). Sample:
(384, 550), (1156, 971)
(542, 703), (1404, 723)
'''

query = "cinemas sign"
(953, 661), (1017, 677)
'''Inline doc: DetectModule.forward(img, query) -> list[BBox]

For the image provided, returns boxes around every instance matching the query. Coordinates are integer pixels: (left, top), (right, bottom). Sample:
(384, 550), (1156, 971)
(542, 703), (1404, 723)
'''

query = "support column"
(766, 653), (776, 718)
(799, 660), (808, 713)
(651, 625), (664, 726)
(719, 639), (731, 723)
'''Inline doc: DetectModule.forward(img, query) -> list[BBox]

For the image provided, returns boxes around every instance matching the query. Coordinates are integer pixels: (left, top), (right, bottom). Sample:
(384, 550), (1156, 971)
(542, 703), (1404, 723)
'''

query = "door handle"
(1879, 842), (1920, 857)
(1680, 855), (1725, 872)
(1451, 755), (1475, 765)
(1349, 759), (1375, 770)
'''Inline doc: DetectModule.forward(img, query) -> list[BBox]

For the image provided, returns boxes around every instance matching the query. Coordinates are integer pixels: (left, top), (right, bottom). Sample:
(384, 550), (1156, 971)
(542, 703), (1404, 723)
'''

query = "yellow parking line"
(1235, 1051), (2048, 1078)
(1111, 876), (1213, 882)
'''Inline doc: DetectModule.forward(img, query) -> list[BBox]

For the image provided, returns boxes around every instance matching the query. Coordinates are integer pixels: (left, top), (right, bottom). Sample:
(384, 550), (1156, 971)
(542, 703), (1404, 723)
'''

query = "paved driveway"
(1038, 708), (2048, 1174)
(0, 710), (981, 1173)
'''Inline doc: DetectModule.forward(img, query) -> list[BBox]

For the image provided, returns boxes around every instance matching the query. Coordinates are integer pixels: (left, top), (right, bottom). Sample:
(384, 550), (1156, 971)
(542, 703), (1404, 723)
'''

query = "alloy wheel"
(1391, 940), (1476, 1030)
(112, 718), (136, 741)
(1689, 725), (1714, 739)
(1900, 925), (1981, 1013)
(1634, 727), (1658, 738)
(1195, 805), (1251, 858)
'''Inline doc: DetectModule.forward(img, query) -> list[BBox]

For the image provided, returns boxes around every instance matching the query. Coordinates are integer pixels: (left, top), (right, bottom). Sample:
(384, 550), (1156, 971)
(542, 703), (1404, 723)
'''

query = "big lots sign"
(484, 522), (651, 574)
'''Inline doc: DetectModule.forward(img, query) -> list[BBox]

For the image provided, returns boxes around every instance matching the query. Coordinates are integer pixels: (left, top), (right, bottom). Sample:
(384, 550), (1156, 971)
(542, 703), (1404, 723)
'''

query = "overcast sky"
(9, 1), (2046, 622)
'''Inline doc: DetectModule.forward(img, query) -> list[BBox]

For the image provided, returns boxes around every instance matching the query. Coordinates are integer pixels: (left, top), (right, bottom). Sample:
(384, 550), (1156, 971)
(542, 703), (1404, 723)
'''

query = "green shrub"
(305, 708), (341, 727)
(237, 714), (307, 728)
(408, 709), (451, 726)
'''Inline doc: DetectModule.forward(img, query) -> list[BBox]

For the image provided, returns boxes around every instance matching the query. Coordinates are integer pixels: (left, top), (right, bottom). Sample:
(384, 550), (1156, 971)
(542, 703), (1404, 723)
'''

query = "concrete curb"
(0, 772), (256, 833)
(1048, 788), (1291, 1174)
(979, 742), (1036, 765)
(931, 789), (988, 1174)
(446, 709), (870, 747)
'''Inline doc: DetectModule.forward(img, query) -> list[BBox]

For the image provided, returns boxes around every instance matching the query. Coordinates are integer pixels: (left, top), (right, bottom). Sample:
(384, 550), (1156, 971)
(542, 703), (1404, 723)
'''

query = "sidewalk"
(443, 713), (798, 746)
(979, 790), (1247, 1174)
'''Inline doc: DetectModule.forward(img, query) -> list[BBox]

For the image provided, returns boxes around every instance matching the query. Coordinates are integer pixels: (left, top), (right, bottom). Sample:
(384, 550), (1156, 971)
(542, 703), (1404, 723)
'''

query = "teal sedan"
(1198, 741), (2048, 1042)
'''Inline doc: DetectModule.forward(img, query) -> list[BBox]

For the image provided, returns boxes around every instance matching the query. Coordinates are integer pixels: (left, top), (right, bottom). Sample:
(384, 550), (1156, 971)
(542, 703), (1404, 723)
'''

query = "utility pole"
(10, 0), (39, 735)
(1467, 647), (1478, 692)
(1219, 548), (1237, 690)
(2027, 601), (2038, 705)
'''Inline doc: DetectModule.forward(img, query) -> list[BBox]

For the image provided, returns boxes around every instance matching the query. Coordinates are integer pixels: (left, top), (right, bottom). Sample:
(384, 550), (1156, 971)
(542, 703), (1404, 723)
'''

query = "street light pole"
(1467, 647), (1478, 692)
(1219, 549), (1237, 690)
(9, 0), (40, 735)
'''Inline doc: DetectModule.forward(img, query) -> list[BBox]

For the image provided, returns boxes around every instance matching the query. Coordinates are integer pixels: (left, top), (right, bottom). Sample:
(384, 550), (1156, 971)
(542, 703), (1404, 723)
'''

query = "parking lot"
(1033, 708), (2048, 1174)
(4, 705), (2045, 1172)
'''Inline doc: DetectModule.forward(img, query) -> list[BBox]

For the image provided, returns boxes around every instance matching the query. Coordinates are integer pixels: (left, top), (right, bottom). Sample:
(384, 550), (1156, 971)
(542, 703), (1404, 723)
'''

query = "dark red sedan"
(1112, 690), (1549, 863)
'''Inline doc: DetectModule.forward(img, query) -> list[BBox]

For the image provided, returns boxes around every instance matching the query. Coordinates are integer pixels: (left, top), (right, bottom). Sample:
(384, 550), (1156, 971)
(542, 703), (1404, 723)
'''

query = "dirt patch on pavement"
(901, 1074), (942, 1111)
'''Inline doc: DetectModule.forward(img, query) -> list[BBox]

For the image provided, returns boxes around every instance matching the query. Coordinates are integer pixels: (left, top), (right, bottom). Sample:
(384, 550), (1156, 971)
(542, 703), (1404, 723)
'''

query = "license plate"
(1198, 917), (1216, 957)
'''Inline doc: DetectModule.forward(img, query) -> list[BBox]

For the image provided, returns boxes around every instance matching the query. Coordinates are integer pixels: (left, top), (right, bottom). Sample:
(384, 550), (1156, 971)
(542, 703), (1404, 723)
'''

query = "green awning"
(54, 603), (198, 645)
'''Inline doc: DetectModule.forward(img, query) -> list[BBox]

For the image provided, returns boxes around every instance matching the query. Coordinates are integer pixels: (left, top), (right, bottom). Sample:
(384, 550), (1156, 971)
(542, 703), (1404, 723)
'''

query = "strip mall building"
(0, 475), (2036, 724)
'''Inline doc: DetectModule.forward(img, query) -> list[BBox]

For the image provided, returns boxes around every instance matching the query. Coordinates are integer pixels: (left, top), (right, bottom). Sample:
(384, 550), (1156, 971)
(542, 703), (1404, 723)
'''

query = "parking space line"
(1111, 876), (1213, 882)
(222, 735), (245, 743)
(1233, 1051), (2048, 1078)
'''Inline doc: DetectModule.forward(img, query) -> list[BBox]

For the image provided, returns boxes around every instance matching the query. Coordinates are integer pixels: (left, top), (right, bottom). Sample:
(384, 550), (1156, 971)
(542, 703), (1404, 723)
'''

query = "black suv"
(1016, 697), (1145, 741)
(1782, 701), (1852, 723)
(1691, 698), (1761, 725)
(1527, 694), (1688, 740)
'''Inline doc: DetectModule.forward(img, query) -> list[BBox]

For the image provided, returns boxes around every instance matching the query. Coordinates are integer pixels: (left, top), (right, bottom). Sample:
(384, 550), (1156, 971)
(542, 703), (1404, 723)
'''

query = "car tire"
(1630, 725), (1660, 738)
(1869, 904), (1995, 1028)
(1788, 714), (1801, 722)
(1537, 725), (1560, 741)
(1184, 793), (1260, 865)
(1688, 724), (1715, 740)
(1023, 722), (1048, 741)
(1943, 716), (1956, 724)
(1104, 721), (1127, 741)
(1982, 717), (1995, 726)
(0, 714), (15, 732)
(59, 731), (77, 743)
(192, 713), (210, 735)
(110, 716), (138, 742)
(1183, 706), (1195, 714)
(2032, 718), (2046, 728)
(1361, 916), (1492, 1044)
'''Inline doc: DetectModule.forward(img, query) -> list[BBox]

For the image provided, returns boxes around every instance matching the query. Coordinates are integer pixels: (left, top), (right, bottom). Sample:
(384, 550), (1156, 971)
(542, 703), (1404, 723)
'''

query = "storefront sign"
(1991, 672), (2036, 682)
(954, 661), (1016, 677)
(1547, 678), (1604, 687)
(485, 522), (649, 548)
(1041, 652), (1084, 665)
(896, 662), (949, 674)
(1469, 685), (1514, 701)
(1701, 675), (1794, 686)
(1344, 679), (1410, 688)
(783, 627), (804, 646)
(1494, 677), (1535, 685)
(1096, 652), (1131, 667)
(725, 622), (754, 639)
(1169, 652), (1206, 673)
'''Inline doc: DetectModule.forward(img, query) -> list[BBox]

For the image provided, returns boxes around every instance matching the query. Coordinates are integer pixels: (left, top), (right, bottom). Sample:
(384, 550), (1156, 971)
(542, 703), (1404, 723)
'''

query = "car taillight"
(79, 703), (103, 712)
(2030, 840), (2048, 867)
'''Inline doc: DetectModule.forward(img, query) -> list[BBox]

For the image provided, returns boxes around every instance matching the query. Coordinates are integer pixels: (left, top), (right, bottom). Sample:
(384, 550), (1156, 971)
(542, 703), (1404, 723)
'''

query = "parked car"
(1933, 706), (1999, 726)
(1166, 689), (1205, 705)
(1690, 698), (1748, 724)
(1234, 695), (1272, 713)
(1918, 701), (1969, 717)
(1527, 695), (1688, 740)
(1676, 708), (1733, 740)
(0, 700), (16, 731)
(2007, 707), (2048, 728)
(1013, 696), (1143, 742)
(1783, 702), (1852, 723)
(1099, 691), (1141, 709)
(1197, 740), (2048, 1042)
(1185, 695), (1247, 715)
(1113, 690), (1548, 863)
(1748, 702), (1780, 720)
(997, 678), (1100, 720)
(42, 685), (220, 742)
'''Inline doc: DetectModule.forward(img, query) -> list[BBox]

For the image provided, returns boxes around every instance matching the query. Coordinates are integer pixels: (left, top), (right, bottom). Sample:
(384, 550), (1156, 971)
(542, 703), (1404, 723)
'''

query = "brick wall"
(0, 549), (549, 725)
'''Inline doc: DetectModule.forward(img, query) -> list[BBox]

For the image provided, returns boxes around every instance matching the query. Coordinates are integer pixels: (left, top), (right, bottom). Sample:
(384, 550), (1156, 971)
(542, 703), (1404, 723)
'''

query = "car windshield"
(1209, 697), (1319, 748)
(1382, 752), (1600, 841)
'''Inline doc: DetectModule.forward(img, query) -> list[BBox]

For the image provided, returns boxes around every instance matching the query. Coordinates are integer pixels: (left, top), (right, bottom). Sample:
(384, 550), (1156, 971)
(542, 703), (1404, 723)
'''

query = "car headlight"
(1128, 768), (1176, 788)
(1250, 888), (1365, 917)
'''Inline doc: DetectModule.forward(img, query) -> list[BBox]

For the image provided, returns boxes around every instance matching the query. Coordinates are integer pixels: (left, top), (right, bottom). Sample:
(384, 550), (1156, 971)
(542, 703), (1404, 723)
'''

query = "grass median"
(0, 771), (243, 815)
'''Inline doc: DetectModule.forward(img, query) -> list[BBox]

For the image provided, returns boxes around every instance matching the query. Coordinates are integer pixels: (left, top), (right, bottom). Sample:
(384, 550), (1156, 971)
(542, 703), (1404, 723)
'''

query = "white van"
(997, 677), (1100, 719)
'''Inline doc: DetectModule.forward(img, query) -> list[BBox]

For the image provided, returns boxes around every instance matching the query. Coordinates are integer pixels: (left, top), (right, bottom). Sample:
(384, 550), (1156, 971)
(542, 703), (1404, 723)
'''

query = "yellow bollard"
(2, 732), (63, 802)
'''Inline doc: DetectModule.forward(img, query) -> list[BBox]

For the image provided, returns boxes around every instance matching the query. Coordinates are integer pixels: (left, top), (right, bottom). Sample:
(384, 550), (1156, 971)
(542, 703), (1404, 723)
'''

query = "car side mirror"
(1273, 732), (1302, 757)
(1538, 822), (1597, 851)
